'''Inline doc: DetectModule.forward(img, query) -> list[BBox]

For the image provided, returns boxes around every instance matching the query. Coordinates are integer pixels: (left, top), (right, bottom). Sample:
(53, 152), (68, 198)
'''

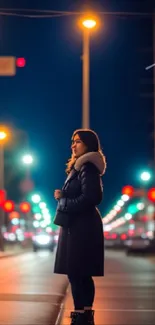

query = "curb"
(0, 249), (31, 259)
(55, 281), (69, 325)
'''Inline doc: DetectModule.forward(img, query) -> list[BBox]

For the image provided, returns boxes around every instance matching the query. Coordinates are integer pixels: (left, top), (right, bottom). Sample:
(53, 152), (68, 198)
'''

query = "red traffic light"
(3, 200), (15, 213)
(147, 188), (155, 202)
(19, 202), (31, 213)
(0, 189), (6, 206)
(16, 57), (26, 68)
(122, 185), (134, 197)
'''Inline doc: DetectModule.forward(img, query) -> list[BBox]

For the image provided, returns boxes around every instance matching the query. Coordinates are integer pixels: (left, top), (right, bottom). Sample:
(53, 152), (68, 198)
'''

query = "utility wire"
(0, 8), (153, 19)
(0, 12), (70, 18)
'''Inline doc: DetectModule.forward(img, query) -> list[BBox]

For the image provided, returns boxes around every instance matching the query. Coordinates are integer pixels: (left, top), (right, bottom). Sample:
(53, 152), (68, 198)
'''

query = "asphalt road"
(0, 249), (154, 325)
(61, 250), (155, 325)
(0, 250), (68, 325)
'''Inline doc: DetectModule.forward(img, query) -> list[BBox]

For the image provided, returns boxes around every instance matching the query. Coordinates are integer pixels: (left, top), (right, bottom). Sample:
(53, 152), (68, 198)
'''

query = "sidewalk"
(0, 243), (31, 258)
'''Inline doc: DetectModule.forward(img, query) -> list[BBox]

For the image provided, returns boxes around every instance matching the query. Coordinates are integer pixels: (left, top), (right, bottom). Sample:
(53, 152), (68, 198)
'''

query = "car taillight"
(121, 234), (127, 240)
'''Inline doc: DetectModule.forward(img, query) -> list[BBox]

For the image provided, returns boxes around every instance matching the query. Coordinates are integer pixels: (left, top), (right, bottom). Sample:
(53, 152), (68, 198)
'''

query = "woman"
(54, 129), (106, 325)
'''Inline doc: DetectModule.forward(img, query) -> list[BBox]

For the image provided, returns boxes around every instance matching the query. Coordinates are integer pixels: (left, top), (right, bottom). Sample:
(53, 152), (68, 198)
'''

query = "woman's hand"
(54, 189), (63, 200)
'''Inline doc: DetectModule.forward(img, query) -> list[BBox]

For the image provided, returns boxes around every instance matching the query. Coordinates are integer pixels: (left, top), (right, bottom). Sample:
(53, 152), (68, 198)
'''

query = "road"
(100, 250), (155, 324)
(0, 250), (68, 325)
(0, 249), (154, 325)
(61, 250), (155, 324)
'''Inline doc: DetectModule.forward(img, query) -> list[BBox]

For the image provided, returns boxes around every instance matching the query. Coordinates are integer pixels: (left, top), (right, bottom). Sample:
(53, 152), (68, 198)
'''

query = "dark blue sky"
(0, 0), (154, 216)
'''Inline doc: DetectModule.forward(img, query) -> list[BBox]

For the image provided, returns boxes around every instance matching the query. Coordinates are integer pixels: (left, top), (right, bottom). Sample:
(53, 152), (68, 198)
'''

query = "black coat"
(54, 159), (105, 277)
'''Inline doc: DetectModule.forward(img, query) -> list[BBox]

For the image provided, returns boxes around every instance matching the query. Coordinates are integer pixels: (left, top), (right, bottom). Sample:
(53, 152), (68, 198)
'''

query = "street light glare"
(117, 200), (124, 207)
(31, 194), (41, 204)
(39, 202), (46, 209)
(121, 194), (130, 202)
(0, 131), (7, 140)
(22, 154), (33, 165)
(82, 19), (97, 29)
(140, 171), (151, 182)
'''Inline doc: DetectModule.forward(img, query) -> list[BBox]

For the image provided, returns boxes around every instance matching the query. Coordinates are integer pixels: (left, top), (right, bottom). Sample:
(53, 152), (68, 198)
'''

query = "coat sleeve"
(57, 162), (103, 213)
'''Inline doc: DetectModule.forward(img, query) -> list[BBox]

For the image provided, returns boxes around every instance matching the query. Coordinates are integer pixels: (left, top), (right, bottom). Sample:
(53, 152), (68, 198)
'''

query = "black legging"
(68, 275), (95, 310)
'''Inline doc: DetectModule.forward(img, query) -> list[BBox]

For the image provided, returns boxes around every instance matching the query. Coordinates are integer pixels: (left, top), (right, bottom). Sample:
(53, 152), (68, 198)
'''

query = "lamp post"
(21, 154), (34, 233)
(81, 18), (97, 129)
(0, 130), (7, 251)
(0, 131), (7, 189)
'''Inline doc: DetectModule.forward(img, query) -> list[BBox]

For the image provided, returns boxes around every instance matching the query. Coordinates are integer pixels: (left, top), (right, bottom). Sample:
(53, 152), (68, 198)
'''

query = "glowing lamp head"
(140, 171), (151, 182)
(0, 131), (7, 140)
(82, 19), (97, 29)
(22, 154), (33, 165)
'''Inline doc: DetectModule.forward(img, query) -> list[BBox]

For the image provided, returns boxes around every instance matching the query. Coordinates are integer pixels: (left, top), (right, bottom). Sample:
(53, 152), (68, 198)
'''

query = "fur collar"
(74, 152), (106, 176)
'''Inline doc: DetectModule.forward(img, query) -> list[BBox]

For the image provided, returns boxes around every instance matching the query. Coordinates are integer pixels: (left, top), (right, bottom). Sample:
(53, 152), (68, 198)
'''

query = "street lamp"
(22, 154), (33, 165)
(140, 171), (151, 182)
(81, 17), (97, 129)
(0, 131), (7, 140)
(82, 19), (97, 29)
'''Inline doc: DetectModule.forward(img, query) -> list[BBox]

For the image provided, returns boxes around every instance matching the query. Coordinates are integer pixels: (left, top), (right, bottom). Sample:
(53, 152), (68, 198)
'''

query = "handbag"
(54, 199), (70, 228)
(54, 209), (70, 228)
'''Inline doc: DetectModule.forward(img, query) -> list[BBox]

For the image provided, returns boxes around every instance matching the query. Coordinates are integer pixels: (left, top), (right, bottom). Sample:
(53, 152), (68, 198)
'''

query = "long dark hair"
(66, 129), (105, 174)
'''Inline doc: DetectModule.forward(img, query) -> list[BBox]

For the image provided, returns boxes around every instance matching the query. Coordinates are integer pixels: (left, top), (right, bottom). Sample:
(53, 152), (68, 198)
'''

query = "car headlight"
(34, 235), (51, 245)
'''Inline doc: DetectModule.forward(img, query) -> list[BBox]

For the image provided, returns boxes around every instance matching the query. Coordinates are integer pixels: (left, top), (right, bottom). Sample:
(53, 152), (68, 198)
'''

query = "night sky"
(0, 0), (154, 217)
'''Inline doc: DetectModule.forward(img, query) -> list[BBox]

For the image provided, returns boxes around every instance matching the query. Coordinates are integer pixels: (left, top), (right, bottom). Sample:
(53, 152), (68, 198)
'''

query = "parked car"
(125, 236), (155, 254)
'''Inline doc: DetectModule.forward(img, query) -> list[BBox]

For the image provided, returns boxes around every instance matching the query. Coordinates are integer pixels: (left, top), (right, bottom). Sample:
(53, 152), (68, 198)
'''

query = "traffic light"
(122, 185), (134, 197)
(0, 190), (6, 206)
(16, 57), (26, 68)
(3, 200), (15, 213)
(147, 188), (155, 202)
(19, 202), (31, 213)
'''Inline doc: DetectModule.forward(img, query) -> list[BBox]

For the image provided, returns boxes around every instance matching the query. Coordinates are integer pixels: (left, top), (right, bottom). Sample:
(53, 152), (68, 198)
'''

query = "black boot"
(70, 311), (85, 325)
(84, 310), (95, 325)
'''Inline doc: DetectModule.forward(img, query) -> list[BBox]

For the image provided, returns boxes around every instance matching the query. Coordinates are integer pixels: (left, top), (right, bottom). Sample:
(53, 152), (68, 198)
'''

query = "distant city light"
(117, 200), (124, 207)
(125, 213), (132, 220)
(39, 202), (46, 209)
(121, 194), (130, 202)
(16, 57), (26, 67)
(137, 202), (145, 210)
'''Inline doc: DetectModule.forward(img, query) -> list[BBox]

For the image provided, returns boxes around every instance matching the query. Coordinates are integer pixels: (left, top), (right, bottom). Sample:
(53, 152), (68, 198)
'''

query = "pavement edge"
(55, 281), (69, 325)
